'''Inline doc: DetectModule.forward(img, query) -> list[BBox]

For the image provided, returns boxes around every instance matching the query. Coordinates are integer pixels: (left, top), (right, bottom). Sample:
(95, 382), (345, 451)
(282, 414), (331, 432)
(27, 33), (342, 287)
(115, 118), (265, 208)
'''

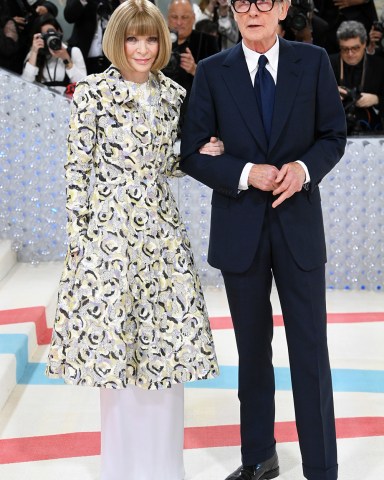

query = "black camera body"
(340, 86), (361, 106)
(372, 20), (384, 51)
(41, 29), (63, 51)
(340, 86), (363, 134)
(285, 0), (314, 31)
(162, 30), (187, 79)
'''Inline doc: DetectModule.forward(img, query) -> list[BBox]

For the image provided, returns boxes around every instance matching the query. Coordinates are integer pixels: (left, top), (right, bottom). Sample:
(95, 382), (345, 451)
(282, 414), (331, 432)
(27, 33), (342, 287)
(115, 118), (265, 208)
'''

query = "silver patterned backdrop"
(0, 69), (383, 291)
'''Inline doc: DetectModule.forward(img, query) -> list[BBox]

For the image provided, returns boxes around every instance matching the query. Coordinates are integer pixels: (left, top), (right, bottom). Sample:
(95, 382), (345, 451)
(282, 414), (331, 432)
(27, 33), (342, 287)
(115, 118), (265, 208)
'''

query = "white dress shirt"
(238, 37), (310, 190)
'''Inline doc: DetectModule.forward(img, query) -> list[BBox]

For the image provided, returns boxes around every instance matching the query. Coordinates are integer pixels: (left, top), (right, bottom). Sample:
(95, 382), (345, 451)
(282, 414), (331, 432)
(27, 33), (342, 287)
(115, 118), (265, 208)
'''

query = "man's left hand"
(180, 48), (197, 75)
(272, 162), (306, 208)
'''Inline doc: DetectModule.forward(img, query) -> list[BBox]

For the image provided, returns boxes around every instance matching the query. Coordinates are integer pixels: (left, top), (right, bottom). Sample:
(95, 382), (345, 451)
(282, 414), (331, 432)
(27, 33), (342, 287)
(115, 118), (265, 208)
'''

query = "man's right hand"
(248, 164), (280, 191)
(180, 48), (197, 75)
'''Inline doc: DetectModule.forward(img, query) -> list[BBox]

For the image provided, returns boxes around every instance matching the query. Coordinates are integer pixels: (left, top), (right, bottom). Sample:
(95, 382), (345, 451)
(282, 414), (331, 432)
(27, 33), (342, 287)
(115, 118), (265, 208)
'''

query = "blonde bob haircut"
(103, 0), (172, 73)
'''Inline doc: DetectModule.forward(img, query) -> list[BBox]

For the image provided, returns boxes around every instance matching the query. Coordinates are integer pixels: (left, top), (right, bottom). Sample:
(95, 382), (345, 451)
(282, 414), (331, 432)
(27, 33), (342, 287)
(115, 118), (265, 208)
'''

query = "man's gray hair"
(336, 20), (367, 43)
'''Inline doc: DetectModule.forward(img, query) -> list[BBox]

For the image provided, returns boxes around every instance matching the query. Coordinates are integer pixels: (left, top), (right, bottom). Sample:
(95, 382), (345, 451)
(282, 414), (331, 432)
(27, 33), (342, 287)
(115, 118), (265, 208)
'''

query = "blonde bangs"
(126, 11), (159, 37)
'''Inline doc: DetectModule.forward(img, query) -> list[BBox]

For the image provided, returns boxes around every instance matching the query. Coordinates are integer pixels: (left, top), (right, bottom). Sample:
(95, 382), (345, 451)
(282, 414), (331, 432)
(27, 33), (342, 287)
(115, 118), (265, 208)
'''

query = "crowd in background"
(1, 0), (384, 134)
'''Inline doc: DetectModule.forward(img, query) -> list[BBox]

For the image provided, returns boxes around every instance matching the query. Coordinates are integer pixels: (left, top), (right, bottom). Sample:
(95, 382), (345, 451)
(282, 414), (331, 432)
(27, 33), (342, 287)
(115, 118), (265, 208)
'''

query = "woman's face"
(122, 34), (159, 83)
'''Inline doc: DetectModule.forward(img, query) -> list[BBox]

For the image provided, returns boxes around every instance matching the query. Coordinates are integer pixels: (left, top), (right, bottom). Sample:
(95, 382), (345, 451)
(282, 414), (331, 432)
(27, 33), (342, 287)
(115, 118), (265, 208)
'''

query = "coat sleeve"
(180, 59), (248, 197)
(299, 49), (346, 192)
(160, 85), (186, 178)
(65, 79), (97, 253)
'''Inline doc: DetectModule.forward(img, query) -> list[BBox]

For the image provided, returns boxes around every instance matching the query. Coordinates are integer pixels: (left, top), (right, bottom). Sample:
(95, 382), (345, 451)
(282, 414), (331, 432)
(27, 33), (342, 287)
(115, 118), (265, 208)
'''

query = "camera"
(285, 0), (314, 31)
(372, 20), (384, 51)
(24, 12), (35, 25)
(373, 20), (384, 33)
(162, 30), (186, 79)
(41, 29), (63, 51)
(340, 86), (363, 135)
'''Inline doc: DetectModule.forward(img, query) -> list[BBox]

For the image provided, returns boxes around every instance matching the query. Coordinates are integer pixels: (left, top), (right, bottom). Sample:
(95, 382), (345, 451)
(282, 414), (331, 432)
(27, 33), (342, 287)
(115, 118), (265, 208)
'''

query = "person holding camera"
(64, 0), (123, 74)
(330, 20), (384, 134)
(277, 0), (329, 48)
(193, 0), (239, 50)
(314, 0), (377, 54)
(366, 15), (384, 56)
(21, 14), (86, 95)
(164, 0), (219, 131)
(0, 0), (57, 73)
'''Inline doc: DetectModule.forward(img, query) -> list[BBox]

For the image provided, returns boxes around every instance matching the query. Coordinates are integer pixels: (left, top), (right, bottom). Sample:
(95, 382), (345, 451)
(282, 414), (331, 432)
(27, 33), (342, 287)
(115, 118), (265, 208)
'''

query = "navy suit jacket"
(180, 38), (347, 274)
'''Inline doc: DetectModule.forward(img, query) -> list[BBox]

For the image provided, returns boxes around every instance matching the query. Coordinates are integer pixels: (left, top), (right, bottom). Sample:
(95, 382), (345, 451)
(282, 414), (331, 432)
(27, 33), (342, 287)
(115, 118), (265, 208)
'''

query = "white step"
(0, 322), (38, 411)
(0, 261), (62, 326)
(0, 261), (61, 411)
(0, 240), (17, 282)
(0, 354), (16, 412)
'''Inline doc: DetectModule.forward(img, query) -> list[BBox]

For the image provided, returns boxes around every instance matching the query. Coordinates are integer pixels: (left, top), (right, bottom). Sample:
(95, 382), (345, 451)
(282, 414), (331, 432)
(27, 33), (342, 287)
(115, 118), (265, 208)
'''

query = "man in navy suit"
(180, 0), (347, 478)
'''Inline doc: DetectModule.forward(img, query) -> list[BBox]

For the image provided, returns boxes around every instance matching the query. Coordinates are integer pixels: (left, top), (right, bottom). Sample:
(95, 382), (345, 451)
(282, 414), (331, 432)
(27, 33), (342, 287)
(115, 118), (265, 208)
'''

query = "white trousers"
(100, 384), (185, 480)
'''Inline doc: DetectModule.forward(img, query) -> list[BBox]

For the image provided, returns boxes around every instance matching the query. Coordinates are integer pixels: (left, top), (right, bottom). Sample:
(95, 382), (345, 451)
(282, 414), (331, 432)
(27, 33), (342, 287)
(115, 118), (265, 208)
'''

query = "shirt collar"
(242, 36), (280, 78)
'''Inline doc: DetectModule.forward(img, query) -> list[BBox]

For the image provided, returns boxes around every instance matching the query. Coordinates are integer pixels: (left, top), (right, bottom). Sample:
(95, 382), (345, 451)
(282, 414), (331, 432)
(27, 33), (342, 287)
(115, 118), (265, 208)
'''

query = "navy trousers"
(222, 198), (338, 480)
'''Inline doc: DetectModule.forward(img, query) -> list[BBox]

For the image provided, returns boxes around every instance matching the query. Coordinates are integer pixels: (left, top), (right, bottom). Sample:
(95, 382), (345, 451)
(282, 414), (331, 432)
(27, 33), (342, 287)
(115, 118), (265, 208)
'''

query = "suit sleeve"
(180, 60), (248, 198)
(299, 49), (346, 192)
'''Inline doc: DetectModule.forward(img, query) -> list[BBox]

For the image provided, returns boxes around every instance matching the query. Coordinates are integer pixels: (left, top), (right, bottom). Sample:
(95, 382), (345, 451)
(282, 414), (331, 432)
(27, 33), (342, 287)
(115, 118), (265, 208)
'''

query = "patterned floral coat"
(45, 66), (219, 390)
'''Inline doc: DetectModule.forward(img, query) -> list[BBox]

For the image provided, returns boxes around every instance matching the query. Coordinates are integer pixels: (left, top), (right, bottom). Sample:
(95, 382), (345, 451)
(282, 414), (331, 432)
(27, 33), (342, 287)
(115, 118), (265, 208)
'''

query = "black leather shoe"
(224, 452), (279, 480)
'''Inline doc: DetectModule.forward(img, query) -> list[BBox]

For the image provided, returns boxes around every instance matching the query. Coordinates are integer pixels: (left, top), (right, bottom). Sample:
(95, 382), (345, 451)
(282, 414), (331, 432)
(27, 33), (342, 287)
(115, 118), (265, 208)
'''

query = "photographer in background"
(1, 0), (58, 73)
(193, 0), (239, 50)
(314, 0), (377, 54)
(164, 0), (219, 131)
(330, 20), (384, 135)
(64, 0), (122, 74)
(22, 14), (86, 95)
(0, 1), (20, 70)
(278, 0), (328, 47)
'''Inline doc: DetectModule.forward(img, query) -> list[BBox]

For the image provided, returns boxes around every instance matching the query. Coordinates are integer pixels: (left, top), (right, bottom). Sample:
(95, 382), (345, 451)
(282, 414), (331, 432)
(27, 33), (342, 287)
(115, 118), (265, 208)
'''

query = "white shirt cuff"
(295, 160), (310, 184)
(239, 162), (254, 190)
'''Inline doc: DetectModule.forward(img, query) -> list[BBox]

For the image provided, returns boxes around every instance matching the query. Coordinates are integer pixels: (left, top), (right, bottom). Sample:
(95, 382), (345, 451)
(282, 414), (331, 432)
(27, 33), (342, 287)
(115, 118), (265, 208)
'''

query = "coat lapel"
(268, 38), (302, 154)
(221, 43), (268, 153)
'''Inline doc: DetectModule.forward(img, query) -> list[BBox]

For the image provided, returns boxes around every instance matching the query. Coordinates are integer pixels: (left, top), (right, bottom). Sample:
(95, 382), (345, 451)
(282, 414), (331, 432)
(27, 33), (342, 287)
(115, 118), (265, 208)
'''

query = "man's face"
(168, 1), (195, 43)
(339, 38), (366, 66)
(232, 0), (289, 52)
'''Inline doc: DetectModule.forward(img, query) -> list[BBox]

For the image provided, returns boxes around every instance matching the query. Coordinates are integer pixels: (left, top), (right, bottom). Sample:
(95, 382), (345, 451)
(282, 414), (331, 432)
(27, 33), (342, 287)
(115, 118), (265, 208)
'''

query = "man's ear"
(278, 1), (290, 21)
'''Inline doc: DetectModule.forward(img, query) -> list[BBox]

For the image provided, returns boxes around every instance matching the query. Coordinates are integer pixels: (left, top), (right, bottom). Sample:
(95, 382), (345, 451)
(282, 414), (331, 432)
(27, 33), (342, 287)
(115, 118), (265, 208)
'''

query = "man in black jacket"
(315, 0), (377, 54)
(64, 0), (121, 74)
(330, 20), (384, 134)
(165, 0), (219, 130)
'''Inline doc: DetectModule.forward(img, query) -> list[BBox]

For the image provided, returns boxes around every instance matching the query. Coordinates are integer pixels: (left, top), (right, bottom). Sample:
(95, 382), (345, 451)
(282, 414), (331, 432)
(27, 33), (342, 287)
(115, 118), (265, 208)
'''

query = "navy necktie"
(254, 55), (275, 142)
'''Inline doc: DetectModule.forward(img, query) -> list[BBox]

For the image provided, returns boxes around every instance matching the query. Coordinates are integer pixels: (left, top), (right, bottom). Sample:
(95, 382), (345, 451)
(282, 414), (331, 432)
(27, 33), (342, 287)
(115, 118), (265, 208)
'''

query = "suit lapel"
(269, 38), (302, 153)
(221, 44), (268, 153)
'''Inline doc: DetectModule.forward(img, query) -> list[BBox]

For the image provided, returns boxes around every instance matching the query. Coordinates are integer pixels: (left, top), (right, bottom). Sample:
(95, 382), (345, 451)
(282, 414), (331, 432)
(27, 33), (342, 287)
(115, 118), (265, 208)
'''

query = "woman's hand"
(199, 136), (224, 156)
(31, 33), (44, 54)
(50, 45), (72, 66)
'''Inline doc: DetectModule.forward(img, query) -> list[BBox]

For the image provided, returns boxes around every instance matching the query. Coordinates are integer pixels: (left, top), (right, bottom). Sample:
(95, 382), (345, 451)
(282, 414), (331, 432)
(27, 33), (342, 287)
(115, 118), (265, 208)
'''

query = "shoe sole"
(261, 466), (279, 479)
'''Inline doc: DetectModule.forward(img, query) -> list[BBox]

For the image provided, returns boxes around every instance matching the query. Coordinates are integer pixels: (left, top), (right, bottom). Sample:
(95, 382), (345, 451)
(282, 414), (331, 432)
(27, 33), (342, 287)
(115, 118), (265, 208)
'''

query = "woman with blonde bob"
(45, 1), (221, 479)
